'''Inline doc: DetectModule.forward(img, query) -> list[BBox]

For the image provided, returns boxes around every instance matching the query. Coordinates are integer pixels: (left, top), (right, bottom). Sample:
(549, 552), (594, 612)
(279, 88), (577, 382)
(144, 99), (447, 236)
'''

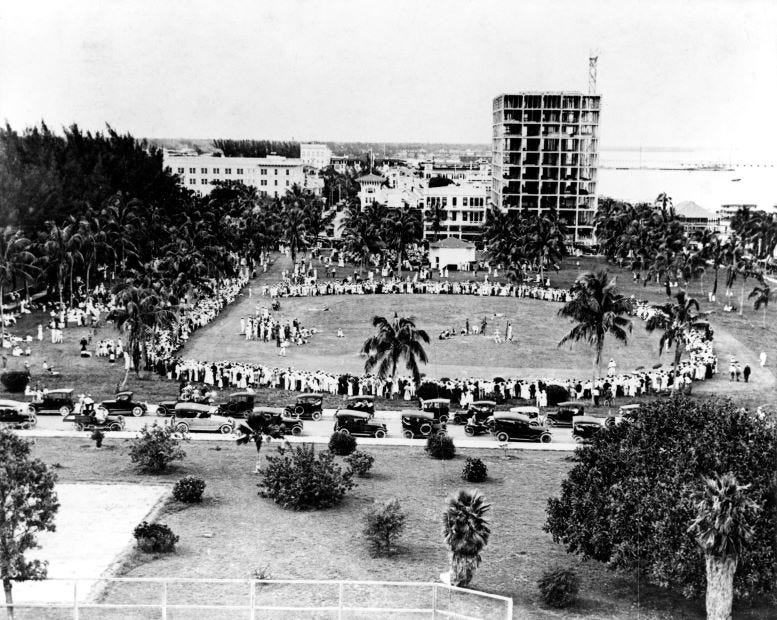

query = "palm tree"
(0, 228), (36, 345)
(40, 219), (83, 308)
(521, 211), (568, 282)
(385, 207), (422, 271)
(424, 203), (448, 241)
(688, 473), (759, 620)
(645, 290), (708, 390)
(441, 489), (491, 587)
(748, 279), (772, 328)
(558, 270), (632, 403)
(280, 205), (309, 263)
(340, 208), (383, 273)
(361, 313), (430, 385)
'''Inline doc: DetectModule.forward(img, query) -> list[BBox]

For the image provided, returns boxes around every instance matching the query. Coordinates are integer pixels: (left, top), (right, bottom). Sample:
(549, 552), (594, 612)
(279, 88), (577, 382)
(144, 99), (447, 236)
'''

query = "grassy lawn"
(28, 436), (762, 619)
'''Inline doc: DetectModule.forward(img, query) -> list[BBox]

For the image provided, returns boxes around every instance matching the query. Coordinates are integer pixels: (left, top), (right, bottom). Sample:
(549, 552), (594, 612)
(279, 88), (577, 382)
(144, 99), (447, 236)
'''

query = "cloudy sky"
(1, 0), (775, 151)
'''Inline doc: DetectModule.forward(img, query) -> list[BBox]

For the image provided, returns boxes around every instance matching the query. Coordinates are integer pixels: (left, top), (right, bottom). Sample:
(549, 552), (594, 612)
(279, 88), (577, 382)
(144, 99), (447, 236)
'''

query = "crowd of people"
(240, 309), (317, 349)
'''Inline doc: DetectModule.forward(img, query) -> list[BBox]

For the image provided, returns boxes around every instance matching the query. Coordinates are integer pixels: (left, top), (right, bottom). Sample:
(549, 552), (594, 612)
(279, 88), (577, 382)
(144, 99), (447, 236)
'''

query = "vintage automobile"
(491, 411), (552, 443)
(419, 398), (450, 423)
(157, 390), (214, 417)
(572, 415), (606, 443)
(606, 403), (641, 427)
(463, 403), (499, 436)
(453, 400), (496, 425)
(170, 402), (235, 434)
(545, 401), (586, 427)
(0, 402), (37, 429)
(285, 393), (324, 421)
(65, 408), (126, 432)
(333, 410), (387, 438)
(509, 405), (541, 419)
(27, 388), (76, 416)
(215, 392), (257, 419)
(251, 407), (304, 436)
(338, 395), (375, 416)
(402, 410), (446, 439)
(98, 391), (148, 417)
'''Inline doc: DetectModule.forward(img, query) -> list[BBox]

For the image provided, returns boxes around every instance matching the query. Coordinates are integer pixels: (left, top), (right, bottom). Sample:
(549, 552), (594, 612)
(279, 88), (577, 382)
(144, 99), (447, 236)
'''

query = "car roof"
(495, 411), (539, 422)
(403, 410), (434, 420)
(298, 393), (323, 399)
(252, 406), (284, 414)
(115, 391), (133, 397)
(471, 401), (497, 407)
(335, 410), (371, 420)
(422, 398), (450, 404)
(558, 401), (586, 407)
(347, 395), (374, 401)
(619, 404), (641, 410)
(174, 402), (212, 413)
(47, 389), (74, 395)
(0, 399), (26, 407)
(509, 406), (540, 414)
(573, 415), (604, 425)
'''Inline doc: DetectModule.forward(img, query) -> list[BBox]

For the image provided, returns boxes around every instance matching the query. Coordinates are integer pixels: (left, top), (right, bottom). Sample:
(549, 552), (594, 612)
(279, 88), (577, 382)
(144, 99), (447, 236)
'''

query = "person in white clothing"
(760, 351), (767, 367)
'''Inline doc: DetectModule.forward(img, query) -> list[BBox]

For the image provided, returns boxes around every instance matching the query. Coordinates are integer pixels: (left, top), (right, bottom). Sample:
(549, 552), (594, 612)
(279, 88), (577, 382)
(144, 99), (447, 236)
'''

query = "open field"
(21, 437), (772, 619)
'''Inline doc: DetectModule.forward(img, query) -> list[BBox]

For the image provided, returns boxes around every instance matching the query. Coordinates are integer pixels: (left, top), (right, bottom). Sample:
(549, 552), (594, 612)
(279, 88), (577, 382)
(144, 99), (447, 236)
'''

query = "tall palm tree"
(645, 290), (708, 390)
(522, 211), (568, 282)
(442, 489), (491, 587)
(40, 219), (83, 308)
(361, 313), (429, 385)
(557, 270), (632, 403)
(280, 205), (309, 263)
(78, 213), (114, 295)
(688, 473), (759, 620)
(340, 208), (383, 272)
(0, 228), (36, 345)
(424, 203), (448, 241)
(748, 278), (772, 328)
(385, 207), (422, 271)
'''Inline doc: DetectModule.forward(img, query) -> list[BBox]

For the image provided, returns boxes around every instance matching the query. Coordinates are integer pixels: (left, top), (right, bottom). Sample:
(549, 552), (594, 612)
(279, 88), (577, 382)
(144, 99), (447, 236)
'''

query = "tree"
(340, 208), (383, 272)
(428, 175), (454, 188)
(384, 207), (422, 271)
(361, 313), (430, 385)
(40, 218), (83, 308)
(748, 278), (772, 328)
(522, 210), (568, 281)
(0, 430), (59, 620)
(424, 203), (448, 242)
(645, 291), (709, 390)
(129, 423), (187, 473)
(557, 270), (632, 403)
(0, 228), (36, 346)
(545, 396), (777, 602)
(689, 473), (759, 620)
(442, 490), (491, 587)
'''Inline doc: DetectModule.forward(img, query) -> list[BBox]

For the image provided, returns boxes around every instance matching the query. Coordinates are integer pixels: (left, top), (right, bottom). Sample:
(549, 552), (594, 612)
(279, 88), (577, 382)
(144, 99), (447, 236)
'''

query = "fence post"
(337, 581), (344, 620)
(72, 580), (79, 620)
(249, 580), (256, 620)
(161, 581), (167, 620)
(431, 583), (438, 619)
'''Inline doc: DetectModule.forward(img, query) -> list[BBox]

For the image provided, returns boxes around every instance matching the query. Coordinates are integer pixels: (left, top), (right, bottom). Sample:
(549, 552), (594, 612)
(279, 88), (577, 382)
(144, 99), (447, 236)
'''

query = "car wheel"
(464, 426), (475, 436)
(402, 429), (414, 439)
(339, 428), (350, 436)
(175, 422), (189, 433)
(496, 431), (509, 442)
(437, 429), (447, 436)
(27, 404), (37, 415)
(294, 405), (305, 415)
(419, 423), (432, 436)
(312, 411), (322, 421)
(75, 423), (85, 432)
(374, 429), (386, 439)
(21, 421), (31, 430)
(574, 435), (584, 443)
(131, 406), (144, 417)
(540, 433), (552, 444)
(291, 425), (303, 436)
(605, 417), (616, 429)
(439, 415), (448, 424)
(219, 424), (233, 435)
(110, 423), (122, 432)
(59, 406), (70, 416)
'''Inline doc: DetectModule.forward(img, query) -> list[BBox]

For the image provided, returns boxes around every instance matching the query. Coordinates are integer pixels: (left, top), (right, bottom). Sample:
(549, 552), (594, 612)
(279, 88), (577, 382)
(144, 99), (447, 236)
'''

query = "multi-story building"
(163, 153), (315, 198)
(422, 182), (489, 242)
(300, 143), (332, 169)
(492, 92), (600, 242)
(421, 161), (491, 183)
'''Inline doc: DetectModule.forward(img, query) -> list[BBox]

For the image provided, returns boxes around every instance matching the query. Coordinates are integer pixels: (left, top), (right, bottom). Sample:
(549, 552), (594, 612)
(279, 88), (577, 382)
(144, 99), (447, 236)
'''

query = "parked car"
(491, 411), (552, 443)
(606, 403), (641, 427)
(0, 403), (37, 429)
(65, 409), (126, 432)
(420, 398), (450, 423)
(98, 391), (148, 417)
(572, 415), (605, 443)
(401, 410), (446, 439)
(508, 405), (541, 419)
(251, 407), (303, 436)
(453, 400), (495, 425)
(339, 395), (375, 416)
(157, 392), (213, 417)
(285, 393), (324, 421)
(28, 389), (76, 416)
(171, 402), (235, 434)
(333, 410), (387, 438)
(214, 392), (257, 418)
(546, 401), (586, 427)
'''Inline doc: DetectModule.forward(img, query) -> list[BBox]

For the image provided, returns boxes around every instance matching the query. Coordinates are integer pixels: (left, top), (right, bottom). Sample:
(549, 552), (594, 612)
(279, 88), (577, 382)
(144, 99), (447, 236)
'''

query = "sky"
(1, 0), (776, 153)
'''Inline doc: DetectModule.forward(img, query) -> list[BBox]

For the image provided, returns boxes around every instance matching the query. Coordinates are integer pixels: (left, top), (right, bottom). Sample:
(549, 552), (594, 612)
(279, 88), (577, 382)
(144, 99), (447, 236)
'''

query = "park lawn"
(28, 436), (774, 620)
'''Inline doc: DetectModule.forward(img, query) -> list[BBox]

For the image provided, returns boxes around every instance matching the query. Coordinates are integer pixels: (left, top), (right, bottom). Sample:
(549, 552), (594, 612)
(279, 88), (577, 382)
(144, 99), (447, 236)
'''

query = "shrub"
(328, 431), (357, 456)
(545, 383), (571, 406)
(129, 423), (187, 473)
(363, 498), (406, 554)
(133, 521), (179, 553)
(90, 429), (104, 448)
(461, 457), (488, 482)
(259, 442), (354, 510)
(538, 566), (580, 608)
(416, 381), (450, 401)
(173, 476), (206, 503)
(0, 371), (30, 393)
(426, 433), (455, 460)
(345, 450), (374, 477)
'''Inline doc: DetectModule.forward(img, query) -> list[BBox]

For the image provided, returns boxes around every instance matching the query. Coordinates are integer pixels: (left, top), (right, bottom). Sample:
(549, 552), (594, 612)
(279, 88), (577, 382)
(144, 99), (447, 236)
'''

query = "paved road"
(28, 408), (577, 449)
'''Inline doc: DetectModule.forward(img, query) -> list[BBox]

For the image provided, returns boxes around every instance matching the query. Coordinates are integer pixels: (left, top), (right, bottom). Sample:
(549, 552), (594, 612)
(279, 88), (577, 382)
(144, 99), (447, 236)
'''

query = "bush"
(416, 381), (450, 401)
(461, 457), (488, 482)
(328, 431), (357, 456)
(0, 371), (30, 393)
(133, 521), (179, 553)
(173, 476), (206, 503)
(91, 429), (104, 448)
(426, 433), (455, 460)
(345, 450), (374, 477)
(260, 442), (354, 510)
(538, 566), (580, 608)
(129, 423), (187, 473)
(363, 498), (406, 554)
(545, 383), (571, 406)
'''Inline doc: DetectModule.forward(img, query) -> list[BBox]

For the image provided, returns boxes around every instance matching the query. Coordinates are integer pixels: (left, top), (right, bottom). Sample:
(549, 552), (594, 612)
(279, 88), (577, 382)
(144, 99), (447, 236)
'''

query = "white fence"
(3, 577), (513, 619)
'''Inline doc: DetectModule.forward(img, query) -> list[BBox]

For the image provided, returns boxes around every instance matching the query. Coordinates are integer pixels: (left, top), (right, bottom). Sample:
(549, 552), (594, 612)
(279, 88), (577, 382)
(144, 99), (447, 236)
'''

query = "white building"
(421, 161), (491, 183)
(163, 153), (318, 198)
(429, 237), (477, 270)
(422, 181), (489, 241)
(300, 143), (332, 169)
(356, 173), (386, 206)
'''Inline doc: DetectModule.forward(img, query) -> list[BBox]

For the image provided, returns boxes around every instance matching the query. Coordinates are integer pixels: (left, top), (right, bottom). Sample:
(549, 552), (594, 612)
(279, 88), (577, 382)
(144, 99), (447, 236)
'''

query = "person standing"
(743, 364), (751, 383)
(760, 351), (767, 367)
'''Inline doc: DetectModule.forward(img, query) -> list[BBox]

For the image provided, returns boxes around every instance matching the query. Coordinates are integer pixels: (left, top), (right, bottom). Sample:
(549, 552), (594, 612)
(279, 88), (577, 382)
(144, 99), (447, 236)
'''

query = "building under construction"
(491, 91), (601, 242)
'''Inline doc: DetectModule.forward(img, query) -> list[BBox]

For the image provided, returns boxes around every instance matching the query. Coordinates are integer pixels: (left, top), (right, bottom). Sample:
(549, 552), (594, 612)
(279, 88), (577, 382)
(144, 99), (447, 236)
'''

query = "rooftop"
(429, 237), (476, 250)
(675, 201), (714, 220)
(356, 173), (385, 183)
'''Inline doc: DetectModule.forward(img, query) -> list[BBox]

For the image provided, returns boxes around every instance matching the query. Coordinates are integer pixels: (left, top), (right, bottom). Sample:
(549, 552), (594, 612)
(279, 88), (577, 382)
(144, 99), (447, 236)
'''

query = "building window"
(212, 168), (219, 174)
(261, 168), (267, 175)
(261, 180), (267, 186)
(189, 179), (196, 185)
(286, 169), (290, 175)
(237, 168), (243, 174)
(463, 197), (468, 206)
(286, 180), (290, 186)
(189, 168), (196, 173)
(201, 179), (208, 184)
(452, 197), (457, 206)
(201, 168), (207, 173)
(274, 169), (278, 175)
(274, 180), (278, 186)
(177, 167), (184, 173)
